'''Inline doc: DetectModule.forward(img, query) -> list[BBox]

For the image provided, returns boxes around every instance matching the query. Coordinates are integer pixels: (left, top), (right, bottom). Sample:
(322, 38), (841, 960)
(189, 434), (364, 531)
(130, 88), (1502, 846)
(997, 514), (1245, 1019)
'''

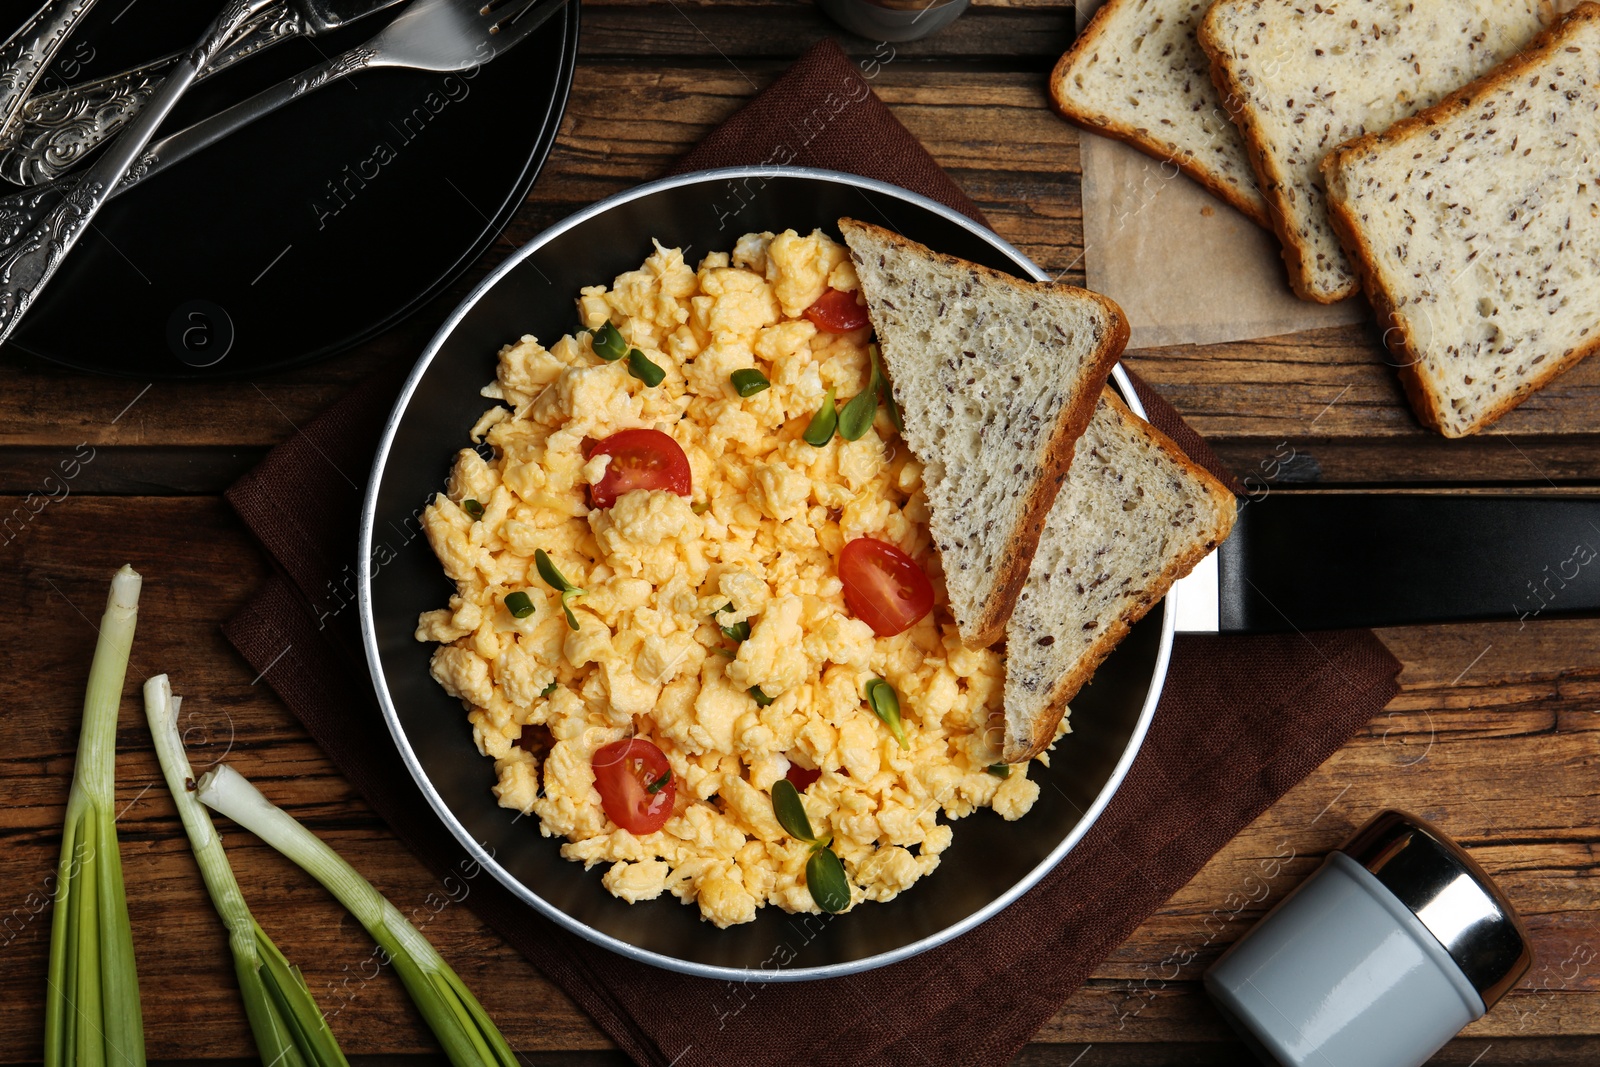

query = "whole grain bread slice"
(1199, 0), (1545, 303)
(1051, 0), (1272, 228)
(1322, 2), (1600, 437)
(839, 218), (1129, 649)
(1002, 388), (1235, 763)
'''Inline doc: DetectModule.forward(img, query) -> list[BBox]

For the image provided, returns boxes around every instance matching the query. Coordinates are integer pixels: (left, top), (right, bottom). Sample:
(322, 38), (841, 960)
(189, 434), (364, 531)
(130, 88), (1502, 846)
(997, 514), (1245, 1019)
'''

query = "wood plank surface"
(1, 0), (1598, 1063)
(0, 499), (1594, 1062)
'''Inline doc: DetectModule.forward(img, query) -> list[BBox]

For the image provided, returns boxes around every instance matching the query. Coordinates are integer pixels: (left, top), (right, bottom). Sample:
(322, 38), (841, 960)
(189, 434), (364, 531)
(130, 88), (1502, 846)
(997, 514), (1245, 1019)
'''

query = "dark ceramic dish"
(359, 168), (1172, 980)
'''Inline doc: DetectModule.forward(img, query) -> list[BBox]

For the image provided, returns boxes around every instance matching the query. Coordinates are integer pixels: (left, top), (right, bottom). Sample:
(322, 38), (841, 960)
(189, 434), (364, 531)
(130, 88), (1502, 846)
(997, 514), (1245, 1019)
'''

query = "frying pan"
(358, 167), (1175, 980)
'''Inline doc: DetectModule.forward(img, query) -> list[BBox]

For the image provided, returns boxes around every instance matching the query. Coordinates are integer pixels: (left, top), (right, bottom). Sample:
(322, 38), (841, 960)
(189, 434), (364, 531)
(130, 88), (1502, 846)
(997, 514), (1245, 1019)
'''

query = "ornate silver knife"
(0, 0), (102, 151)
(0, 0), (279, 346)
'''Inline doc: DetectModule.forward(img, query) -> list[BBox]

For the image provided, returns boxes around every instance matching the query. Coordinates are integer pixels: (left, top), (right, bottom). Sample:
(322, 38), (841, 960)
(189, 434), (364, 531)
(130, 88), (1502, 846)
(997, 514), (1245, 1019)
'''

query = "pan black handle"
(1217, 493), (1600, 633)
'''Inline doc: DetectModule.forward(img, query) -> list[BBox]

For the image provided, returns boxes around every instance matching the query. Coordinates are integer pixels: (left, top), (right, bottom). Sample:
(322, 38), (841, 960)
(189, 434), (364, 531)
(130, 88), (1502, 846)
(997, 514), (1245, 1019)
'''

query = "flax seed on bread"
(1199, 0), (1545, 303)
(1322, 2), (1600, 437)
(1002, 389), (1236, 763)
(839, 218), (1129, 649)
(1051, 0), (1272, 228)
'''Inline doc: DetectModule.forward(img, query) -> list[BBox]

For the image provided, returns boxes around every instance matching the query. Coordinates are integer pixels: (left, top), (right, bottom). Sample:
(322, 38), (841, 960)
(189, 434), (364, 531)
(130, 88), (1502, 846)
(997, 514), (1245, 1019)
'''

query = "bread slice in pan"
(1002, 389), (1236, 763)
(1051, 0), (1271, 228)
(839, 218), (1130, 649)
(1322, 3), (1600, 437)
(1199, 0), (1544, 303)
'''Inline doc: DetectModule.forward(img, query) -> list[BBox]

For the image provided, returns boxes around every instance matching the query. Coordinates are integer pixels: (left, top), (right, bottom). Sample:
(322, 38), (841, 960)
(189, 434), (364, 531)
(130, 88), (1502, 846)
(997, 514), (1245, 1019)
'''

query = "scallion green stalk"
(143, 675), (348, 1067)
(45, 565), (144, 1067)
(196, 765), (517, 1067)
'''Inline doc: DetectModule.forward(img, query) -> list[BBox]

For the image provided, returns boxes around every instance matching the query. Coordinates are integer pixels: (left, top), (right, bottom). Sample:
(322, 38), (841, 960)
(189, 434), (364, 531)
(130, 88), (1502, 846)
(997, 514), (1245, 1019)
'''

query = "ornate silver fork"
(0, 0), (103, 150)
(1, 0), (408, 186)
(0, 0), (557, 346)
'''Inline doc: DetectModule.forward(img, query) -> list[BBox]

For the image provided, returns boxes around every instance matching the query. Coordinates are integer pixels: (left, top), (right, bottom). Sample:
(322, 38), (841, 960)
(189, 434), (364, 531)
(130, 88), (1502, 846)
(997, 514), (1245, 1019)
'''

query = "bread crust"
(1002, 389), (1238, 763)
(1320, 2), (1600, 437)
(1050, 0), (1274, 230)
(1197, 0), (1359, 303)
(838, 217), (1130, 649)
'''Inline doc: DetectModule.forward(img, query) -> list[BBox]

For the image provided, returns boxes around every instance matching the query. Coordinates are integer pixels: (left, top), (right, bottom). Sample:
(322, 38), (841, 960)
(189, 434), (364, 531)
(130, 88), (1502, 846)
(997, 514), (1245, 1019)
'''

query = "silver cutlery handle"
(1, 4), (303, 186)
(0, 0), (276, 345)
(0, 0), (101, 149)
(119, 47), (376, 193)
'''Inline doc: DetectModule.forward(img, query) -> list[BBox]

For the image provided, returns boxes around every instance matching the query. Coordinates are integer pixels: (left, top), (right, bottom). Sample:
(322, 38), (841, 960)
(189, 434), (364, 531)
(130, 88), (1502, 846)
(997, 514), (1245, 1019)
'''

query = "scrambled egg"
(416, 230), (1063, 927)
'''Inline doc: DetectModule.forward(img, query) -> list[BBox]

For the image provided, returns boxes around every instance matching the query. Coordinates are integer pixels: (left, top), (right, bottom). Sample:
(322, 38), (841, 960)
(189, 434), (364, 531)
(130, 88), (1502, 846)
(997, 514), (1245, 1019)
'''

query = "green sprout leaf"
(461, 498), (484, 520)
(627, 348), (666, 387)
(540, 680), (559, 698)
(803, 386), (838, 447)
(534, 549), (584, 631)
(986, 763), (1011, 779)
(503, 591), (534, 620)
(591, 321), (627, 361)
(865, 678), (908, 749)
(645, 770), (672, 795)
(730, 368), (770, 397)
(770, 779), (825, 846)
(805, 847), (852, 914)
(748, 686), (774, 707)
(837, 388), (878, 442)
(870, 344), (903, 434)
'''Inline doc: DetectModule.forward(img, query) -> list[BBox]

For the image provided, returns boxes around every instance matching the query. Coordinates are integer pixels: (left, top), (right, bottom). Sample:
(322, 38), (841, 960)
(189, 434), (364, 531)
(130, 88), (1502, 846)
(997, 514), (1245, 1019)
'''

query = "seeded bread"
(1322, 3), (1600, 437)
(839, 218), (1130, 649)
(1199, 0), (1544, 303)
(1051, 0), (1272, 228)
(1003, 389), (1236, 763)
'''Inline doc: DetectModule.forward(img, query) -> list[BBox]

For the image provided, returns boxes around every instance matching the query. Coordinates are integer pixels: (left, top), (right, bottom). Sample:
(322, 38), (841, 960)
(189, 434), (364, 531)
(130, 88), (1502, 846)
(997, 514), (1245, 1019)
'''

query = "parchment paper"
(1074, 0), (1368, 349)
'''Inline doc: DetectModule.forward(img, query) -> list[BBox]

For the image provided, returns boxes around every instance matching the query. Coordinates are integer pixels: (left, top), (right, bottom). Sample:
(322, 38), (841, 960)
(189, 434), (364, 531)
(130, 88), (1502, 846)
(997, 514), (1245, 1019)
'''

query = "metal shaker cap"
(1340, 810), (1532, 1008)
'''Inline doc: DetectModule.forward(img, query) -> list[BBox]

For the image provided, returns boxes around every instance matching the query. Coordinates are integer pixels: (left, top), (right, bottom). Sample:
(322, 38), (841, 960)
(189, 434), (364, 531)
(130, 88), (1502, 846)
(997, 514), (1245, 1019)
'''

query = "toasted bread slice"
(1051, 0), (1271, 228)
(840, 218), (1129, 648)
(1002, 389), (1236, 762)
(1323, 3), (1600, 437)
(1199, 0), (1543, 303)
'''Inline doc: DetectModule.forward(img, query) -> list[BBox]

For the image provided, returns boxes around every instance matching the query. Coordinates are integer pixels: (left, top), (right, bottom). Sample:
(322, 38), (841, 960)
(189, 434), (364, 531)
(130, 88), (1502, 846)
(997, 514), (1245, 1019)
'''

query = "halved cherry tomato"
(838, 537), (935, 637)
(587, 429), (692, 509)
(591, 738), (676, 834)
(785, 763), (822, 792)
(803, 287), (870, 333)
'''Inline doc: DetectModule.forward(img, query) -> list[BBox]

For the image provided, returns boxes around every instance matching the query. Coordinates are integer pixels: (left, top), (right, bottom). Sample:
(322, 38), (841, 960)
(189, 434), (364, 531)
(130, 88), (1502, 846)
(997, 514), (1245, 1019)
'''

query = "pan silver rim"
(357, 165), (1173, 982)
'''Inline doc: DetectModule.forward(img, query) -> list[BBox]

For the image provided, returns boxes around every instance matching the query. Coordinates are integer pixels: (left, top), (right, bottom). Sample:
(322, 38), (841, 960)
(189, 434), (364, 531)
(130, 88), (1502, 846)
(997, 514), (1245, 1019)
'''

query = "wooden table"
(3, 3), (1598, 1064)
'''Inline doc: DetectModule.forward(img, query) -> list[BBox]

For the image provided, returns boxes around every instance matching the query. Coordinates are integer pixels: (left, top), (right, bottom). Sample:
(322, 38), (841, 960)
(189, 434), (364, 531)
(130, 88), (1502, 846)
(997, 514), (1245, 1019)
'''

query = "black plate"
(361, 169), (1174, 978)
(0, 0), (578, 379)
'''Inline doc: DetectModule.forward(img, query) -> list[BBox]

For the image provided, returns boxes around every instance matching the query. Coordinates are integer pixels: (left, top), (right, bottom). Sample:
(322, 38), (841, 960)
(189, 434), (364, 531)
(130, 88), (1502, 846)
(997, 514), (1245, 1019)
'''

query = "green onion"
(730, 368), (770, 397)
(864, 678), (908, 749)
(534, 549), (583, 631)
(627, 348), (666, 387)
(770, 780), (851, 913)
(645, 771), (672, 795)
(590, 321), (627, 361)
(461, 499), (484, 520)
(45, 565), (145, 1067)
(503, 591), (534, 619)
(870, 344), (903, 434)
(748, 686), (774, 707)
(144, 675), (348, 1067)
(803, 386), (838, 447)
(986, 763), (1012, 779)
(197, 766), (519, 1067)
(715, 604), (750, 643)
(837, 388), (877, 441)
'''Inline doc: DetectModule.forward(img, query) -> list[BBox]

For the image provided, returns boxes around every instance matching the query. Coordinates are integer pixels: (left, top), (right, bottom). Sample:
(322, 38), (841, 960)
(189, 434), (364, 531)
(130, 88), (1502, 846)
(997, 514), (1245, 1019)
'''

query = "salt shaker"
(1205, 810), (1532, 1067)
(814, 0), (971, 43)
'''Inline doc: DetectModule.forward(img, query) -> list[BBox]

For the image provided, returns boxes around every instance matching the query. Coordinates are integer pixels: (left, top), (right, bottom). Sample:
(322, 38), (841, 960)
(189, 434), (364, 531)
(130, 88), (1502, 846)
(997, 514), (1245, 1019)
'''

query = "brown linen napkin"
(224, 38), (1401, 1067)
